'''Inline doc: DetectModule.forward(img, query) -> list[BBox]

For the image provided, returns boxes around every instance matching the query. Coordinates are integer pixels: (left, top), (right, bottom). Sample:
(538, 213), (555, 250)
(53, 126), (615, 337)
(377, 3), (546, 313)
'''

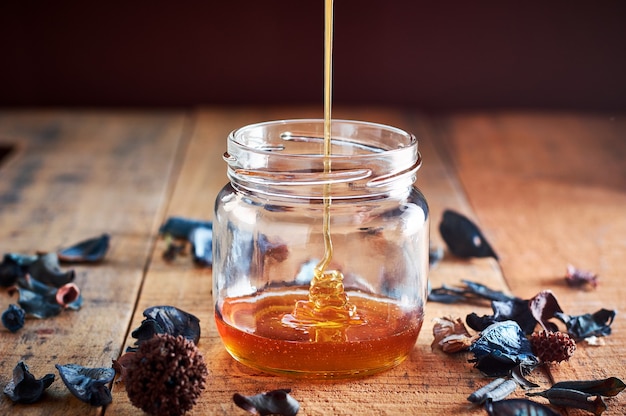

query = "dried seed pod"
(527, 387), (607, 416)
(468, 378), (518, 404)
(485, 398), (560, 416)
(233, 389), (300, 416)
(530, 331), (576, 363)
(55, 283), (81, 308)
(124, 334), (207, 416)
(57, 234), (110, 263)
(55, 364), (115, 407)
(2, 304), (26, 332)
(3, 361), (55, 404)
(565, 264), (598, 289)
(551, 377), (625, 397)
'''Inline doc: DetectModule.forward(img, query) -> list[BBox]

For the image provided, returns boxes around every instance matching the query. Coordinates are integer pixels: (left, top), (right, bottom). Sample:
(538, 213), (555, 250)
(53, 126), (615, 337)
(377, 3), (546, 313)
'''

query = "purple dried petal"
(3, 361), (55, 404)
(233, 389), (300, 416)
(2, 304), (26, 332)
(565, 264), (598, 288)
(55, 364), (114, 407)
(58, 234), (110, 263)
(486, 398), (560, 416)
(529, 290), (563, 332)
(438, 210), (498, 259)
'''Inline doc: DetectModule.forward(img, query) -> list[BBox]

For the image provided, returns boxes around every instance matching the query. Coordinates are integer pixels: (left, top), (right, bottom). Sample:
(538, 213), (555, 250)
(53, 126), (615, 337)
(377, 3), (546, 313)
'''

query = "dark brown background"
(1, 0), (625, 111)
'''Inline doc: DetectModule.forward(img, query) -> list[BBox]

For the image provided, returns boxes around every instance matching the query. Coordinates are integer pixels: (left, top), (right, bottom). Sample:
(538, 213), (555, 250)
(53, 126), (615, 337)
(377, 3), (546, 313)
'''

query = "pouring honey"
(213, 0), (429, 378)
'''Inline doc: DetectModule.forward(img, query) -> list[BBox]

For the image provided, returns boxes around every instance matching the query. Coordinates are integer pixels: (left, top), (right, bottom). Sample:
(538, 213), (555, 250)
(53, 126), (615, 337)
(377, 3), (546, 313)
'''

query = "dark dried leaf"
(551, 377), (625, 397)
(428, 280), (515, 304)
(0, 254), (28, 287)
(565, 264), (598, 289)
(438, 209), (497, 259)
(58, 234), (110, 263)
(485, 398), (560, 416)
(190, 226), (213, 266)
(529, 290), (563, 332)
(55, 364), (115, 407)
(128, 306), (201, 351)
(527, 387), (607, 415)
(466, 298), (537, 335)
(555, 308), (616, 340)
(3, 361), (55, 404)
(2, 304), (26, 332)
(159, 216), (213, 240)
(26, 252), (75, 287)
(233, 389), (300, 416)
(469, 321), (538, 376)
(14, 287), (63, 318)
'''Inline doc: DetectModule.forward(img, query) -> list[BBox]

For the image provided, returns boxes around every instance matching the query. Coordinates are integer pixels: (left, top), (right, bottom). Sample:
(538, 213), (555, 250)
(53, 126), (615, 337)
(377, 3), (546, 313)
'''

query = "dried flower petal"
(57, 234), (110, 263)
(485, 398), (560, 416)
(555, 308), (616, 340)
(432, 317), (475, 353)
(529, 290), (564, 332)
(3, 361), (55, 404)
(0, 254), (27, 287)
(55, 363), (115, 406)
(142, 305), (201, 344)
(125, 334), (207, 416)
(438, 210), (498, 259)
(55, 283), (81, 308)
(26, 252), (75, 287)
(2, 304), (26, 332)
(233, 389), (300, 416)
(428, 280), (515, 304)
(469, 321), (539, 376)
(466, 297), (537, 335)
(13, 286), (63, 318)
(159, 216), (213, 240)
(565, 264), (598, 289)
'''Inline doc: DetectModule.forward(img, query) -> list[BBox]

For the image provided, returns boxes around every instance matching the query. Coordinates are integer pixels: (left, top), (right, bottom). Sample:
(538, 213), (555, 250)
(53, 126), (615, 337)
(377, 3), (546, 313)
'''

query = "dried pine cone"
(530, 330), (576, 363)
(125, 334), (208, 416)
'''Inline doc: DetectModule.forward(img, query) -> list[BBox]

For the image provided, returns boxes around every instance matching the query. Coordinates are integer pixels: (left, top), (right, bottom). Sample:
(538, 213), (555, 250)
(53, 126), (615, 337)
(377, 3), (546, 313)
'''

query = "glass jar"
(213, 119), (429, 378)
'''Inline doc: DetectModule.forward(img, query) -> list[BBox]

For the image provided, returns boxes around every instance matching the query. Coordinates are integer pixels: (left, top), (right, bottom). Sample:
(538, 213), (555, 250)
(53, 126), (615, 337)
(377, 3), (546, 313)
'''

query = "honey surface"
(216, 287), (423, 378)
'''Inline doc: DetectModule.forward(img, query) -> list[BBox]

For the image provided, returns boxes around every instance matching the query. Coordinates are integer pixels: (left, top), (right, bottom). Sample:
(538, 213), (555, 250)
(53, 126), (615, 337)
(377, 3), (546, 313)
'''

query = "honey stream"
(281, 0), (363, 341)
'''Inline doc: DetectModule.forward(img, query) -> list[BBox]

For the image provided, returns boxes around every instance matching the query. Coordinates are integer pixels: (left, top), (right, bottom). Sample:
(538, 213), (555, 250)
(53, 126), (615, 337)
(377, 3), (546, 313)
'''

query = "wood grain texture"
(0, 110), (188, 415)
(1, 108), (624, 415)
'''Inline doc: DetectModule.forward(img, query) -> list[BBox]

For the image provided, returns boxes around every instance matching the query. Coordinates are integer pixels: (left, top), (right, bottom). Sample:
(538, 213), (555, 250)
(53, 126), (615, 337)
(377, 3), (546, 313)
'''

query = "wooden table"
(0, 107), (624, 415)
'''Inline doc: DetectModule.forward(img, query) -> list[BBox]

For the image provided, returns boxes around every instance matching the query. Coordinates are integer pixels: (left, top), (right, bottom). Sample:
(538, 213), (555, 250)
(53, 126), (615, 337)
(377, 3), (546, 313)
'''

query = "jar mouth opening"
(228, 119), (417, 160)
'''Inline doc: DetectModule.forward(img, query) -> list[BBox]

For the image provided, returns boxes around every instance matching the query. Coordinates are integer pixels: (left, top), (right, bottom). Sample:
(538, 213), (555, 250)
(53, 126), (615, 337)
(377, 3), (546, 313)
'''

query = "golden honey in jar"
(213, 119), (429, 378)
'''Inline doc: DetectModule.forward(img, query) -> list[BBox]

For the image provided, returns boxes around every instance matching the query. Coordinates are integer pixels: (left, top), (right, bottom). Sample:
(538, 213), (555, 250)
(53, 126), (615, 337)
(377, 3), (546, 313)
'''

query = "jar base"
(215, 287), (424, 379)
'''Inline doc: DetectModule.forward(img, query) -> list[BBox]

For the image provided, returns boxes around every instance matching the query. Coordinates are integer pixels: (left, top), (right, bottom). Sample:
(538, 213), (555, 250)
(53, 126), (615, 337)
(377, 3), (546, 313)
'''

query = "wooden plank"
(109, 107), (516, 415)
(0, 110), (188, 415)
(435, 112), (626, 413)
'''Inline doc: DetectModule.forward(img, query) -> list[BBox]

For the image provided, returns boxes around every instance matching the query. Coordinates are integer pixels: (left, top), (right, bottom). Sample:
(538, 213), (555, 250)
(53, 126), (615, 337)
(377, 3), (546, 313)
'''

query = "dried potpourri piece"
(428, 280), (515, 304)
(565, 264), (598, 289)
(2, 303), (26, 332)
(159, 216), (213, 240)
(550, 377), (626, 397)
(467, 377), (518, 404)
(127, 305), (201, 352)
(0, 253), (30, 287)
(159, 216), (213, 265)
(432, 316), (476, 353)
(25, 252), (75, 287)
(10, 277), (83, 318)
(189, 226), (213, 266)
(555, 308), (616, 340)
(530, 330), (576, 363)
(55, 363), (115, 406)
(528, 388), (607, 415)
(468, 321), (539, 376)
(124, 334), (207, 416)
(438, 209), (498, 259)
(57, 234), (110, 263)
(485, 398), (560, 416)
(528, 290), (563, 332)
(3, 361), (55, 404)
(233, 388), (300, 416)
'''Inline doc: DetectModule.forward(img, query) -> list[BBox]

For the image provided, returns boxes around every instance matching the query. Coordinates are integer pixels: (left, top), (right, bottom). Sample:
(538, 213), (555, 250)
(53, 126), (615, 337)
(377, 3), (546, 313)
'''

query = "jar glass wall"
(213, 119), (429, 378)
